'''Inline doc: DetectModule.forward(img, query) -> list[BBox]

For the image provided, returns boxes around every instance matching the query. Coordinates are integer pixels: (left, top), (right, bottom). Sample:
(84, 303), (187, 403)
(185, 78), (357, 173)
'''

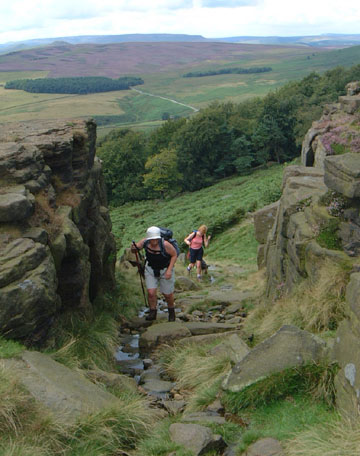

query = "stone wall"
(0, 119), (116, 343)
(256, 82), (360, 417)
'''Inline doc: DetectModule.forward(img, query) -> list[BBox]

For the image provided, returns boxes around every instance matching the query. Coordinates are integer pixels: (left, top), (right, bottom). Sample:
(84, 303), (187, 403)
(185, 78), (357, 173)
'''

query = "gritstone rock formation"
(0, 119), (116, 343)
(254, 81), (360, 417)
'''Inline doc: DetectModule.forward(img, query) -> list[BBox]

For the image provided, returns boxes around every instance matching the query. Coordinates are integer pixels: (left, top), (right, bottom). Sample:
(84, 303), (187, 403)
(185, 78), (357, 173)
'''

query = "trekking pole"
(132, 241), (148, 307)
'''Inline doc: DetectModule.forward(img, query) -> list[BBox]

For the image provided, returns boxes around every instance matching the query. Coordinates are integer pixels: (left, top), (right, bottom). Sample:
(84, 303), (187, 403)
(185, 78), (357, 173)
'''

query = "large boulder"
(0, 189), (33, 222)
(245, 438), (284, 456)
(169, 423), (226, 456)
(4, 351), (121, 422)
(324, 153), (360, 198)
(209, 333), (250, 363)
(139, 322), (192, 352)
(222, 325), (327, 392)
(139, 321), (239, 352)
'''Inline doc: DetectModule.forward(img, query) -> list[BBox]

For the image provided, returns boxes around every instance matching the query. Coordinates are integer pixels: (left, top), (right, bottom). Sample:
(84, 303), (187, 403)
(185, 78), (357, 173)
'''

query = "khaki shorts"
(144, 264), (175, 295)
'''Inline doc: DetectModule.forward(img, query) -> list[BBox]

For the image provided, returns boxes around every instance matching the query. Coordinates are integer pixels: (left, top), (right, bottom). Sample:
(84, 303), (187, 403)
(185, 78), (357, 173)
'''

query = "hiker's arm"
(184, 233), (192, 246)
(131, 238), (145, 252)
(204, 235), (211, 248)
(164, 242), (177, 279)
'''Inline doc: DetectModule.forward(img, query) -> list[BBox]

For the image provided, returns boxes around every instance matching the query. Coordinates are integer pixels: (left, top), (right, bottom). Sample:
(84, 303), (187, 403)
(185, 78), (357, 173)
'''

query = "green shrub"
(236, 395), (338, 453)
(0, 336), (25, 358)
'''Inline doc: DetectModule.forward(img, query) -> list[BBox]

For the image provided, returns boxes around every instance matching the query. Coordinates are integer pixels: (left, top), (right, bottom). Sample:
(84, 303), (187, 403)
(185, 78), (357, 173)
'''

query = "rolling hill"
(1, 40), (359, 132)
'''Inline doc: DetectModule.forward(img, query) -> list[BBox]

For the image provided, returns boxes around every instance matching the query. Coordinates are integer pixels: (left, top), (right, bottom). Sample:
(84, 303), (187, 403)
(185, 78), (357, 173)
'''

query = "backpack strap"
(159, 238), (169, 258)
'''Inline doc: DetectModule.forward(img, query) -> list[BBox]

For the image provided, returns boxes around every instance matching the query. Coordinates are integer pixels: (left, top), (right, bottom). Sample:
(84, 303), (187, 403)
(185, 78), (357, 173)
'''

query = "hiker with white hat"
(131, 226), (177, 321)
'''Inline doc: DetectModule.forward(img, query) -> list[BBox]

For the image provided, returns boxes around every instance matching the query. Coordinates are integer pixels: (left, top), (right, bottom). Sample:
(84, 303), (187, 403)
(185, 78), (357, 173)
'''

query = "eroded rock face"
(0, 119), (116, 342)
(258, 82), (360, 418)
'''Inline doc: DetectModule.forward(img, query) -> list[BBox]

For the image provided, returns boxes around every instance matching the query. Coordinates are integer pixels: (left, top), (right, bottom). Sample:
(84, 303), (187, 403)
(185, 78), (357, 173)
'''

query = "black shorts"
(190, 247), (203, 263)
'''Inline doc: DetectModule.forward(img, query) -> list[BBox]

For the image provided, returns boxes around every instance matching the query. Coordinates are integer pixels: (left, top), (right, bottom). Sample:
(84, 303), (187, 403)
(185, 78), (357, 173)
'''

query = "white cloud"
(201, 0), (258, 6)
(0, 0), (360, 44)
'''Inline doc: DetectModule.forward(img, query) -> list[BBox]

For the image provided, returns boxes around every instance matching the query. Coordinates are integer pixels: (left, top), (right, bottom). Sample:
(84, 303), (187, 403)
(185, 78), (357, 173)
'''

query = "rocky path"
(114, 257), (259, 455)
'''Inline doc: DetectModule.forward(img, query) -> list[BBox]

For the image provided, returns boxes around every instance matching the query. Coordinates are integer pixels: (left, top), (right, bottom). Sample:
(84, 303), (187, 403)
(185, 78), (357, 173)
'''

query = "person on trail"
(131, 226), (177, 322)
(184, 224), (211, 280)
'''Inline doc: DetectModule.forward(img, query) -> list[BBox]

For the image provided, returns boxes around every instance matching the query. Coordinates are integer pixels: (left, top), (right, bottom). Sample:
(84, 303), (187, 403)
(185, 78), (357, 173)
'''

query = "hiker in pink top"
(184, 225), (211, 280)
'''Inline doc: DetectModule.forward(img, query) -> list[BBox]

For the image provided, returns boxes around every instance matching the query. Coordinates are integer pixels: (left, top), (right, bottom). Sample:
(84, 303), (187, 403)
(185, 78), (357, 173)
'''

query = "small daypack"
(159, 227), (180, 257)
(144, 227), (180, 258)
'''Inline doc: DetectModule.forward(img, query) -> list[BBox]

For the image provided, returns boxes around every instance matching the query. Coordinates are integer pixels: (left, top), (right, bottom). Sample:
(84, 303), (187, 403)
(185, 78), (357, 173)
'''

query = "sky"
(1, 0), (360, 45)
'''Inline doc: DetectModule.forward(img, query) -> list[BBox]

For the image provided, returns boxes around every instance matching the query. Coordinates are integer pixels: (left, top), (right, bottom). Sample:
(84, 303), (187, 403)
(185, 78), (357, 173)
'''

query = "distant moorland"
(0, 39), (360, 131)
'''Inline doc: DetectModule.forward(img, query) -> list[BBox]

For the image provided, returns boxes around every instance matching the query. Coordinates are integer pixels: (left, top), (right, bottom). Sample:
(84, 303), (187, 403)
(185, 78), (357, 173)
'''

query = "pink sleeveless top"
(190, 232), (203, 249)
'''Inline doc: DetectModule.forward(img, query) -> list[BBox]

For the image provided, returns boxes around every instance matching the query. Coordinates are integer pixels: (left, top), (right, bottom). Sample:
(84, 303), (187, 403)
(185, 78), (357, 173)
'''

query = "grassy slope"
(1, 45), (359, 128)
(111, 164), (284, 264)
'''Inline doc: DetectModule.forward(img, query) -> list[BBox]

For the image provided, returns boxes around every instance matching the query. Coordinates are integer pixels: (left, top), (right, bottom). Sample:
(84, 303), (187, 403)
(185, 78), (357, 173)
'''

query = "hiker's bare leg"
(147, 288), (157, 310)
(163, 292), (174, 309)
(196, 260), (202, 277)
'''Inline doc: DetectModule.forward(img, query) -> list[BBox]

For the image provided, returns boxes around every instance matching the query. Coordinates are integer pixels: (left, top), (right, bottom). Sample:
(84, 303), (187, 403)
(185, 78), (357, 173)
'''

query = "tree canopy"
(5, 76), (144, 94)
(98, 63), (360, 206)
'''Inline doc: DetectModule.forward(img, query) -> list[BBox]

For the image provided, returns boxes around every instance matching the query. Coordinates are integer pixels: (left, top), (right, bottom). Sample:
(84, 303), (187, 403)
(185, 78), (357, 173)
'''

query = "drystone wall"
(0, 119), (116, 343)
(255, 82), (360, 417)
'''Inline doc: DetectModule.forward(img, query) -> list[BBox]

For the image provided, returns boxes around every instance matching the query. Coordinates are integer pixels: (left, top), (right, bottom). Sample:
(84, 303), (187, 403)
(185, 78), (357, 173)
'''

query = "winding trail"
(130, 87), (199, 113)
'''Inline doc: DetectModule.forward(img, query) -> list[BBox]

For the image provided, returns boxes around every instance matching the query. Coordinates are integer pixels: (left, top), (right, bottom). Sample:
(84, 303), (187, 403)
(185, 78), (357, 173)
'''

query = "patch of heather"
(350, 135), (360, 153)
(321, 122), (360, 154)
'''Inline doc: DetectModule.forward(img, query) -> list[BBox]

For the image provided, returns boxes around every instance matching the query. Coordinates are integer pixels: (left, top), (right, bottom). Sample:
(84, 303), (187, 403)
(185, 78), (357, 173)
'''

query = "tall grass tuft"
(0, 363), (65, 454)
(70, 394), (157, 454)
(0, 363), (159, 455)
(159, 341), (232, 411)
(285, 416), (360, 455)
(47, 269), (144, 371)
(161, 342), (231, 391)
(246, 258), (350, 339)
(49, 311), (119, 370)
(134, 417), (194, 456)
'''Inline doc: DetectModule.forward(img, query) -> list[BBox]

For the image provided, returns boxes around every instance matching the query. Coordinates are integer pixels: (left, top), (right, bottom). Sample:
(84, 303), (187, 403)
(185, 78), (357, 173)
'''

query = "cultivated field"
(0, 42), (359, 130)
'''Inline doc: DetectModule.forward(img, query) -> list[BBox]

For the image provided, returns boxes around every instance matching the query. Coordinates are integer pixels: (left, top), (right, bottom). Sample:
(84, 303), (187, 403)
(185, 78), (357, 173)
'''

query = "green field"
(0, 44), (359, 129)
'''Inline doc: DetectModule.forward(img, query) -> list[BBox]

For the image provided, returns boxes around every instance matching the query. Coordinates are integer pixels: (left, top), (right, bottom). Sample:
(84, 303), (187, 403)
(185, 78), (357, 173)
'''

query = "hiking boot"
(187, 266), (191, 274)
(168, 307), (176, 322)
(145, 309), (157, 321)
(197, 274), (201, 280)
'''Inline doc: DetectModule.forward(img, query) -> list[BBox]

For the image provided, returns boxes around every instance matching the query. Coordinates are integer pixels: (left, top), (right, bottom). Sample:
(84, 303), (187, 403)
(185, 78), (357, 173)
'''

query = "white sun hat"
(146, 226), (161, 240)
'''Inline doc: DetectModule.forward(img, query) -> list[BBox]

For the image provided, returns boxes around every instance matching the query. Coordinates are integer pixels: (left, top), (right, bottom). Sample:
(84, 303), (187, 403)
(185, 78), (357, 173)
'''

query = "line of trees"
(97, 64), (360, 206)
(4, 76), (144, 94)
(183, 67), (272, 78)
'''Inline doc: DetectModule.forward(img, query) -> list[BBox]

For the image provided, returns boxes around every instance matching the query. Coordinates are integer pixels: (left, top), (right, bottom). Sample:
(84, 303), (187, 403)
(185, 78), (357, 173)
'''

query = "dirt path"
(130, 87), (199, 112)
